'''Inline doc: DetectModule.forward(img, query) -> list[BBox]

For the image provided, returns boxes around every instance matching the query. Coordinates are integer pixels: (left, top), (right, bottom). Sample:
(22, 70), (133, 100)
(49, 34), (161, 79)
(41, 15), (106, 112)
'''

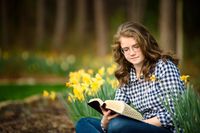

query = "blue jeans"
(76, 116), (172, 133)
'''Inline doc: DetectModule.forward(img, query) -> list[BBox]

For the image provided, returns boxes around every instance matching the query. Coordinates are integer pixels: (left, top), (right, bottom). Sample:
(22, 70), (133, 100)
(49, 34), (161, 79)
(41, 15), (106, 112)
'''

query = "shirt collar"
(129, 67), (145, 83)
(129, 68), (138, 83)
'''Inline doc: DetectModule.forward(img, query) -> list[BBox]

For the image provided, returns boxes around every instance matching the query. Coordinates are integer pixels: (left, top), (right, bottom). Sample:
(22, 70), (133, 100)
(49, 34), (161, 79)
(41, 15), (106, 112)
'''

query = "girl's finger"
(104, 110), (112, 116)
(101, 107), (108, 115)
(100, 107), (107, 113)
(108, 113), (119, 120)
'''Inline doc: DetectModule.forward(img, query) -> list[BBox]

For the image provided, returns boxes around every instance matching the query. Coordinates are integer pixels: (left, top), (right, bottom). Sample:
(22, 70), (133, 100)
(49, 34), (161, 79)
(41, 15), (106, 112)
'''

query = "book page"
(122, 104), (143, 120)
(88, 99), (143, 121)
(105, 100), (143, 120)
(88, 98), (104, 106)
(105, 100), (124, 113)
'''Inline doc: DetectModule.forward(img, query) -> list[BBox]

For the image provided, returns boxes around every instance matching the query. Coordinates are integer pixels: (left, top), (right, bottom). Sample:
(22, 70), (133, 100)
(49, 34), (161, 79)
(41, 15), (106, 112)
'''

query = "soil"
(0, 96), (75, 133)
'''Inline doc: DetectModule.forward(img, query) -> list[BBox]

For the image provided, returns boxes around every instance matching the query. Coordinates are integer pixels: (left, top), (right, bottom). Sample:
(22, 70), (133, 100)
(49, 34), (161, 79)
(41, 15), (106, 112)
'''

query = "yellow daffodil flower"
(90, 81), (101, 94)
(81, 83), (89, 93)
(107, 64), (117, 75)
(67, 93), (75, 102)
(95, 73), (103, 81)
(180, 75), (190, 84)
(66, 82), (71, 87)
(73, 87), (85, 101)
(82, 73), (92, 85)
(150, 74), (156, 81)
(87, 69), (94, 75)
(110, 79), (119, 89)
(90, 76), (104, 95)
(67, 95), (73, 102)
(43, 90), (56, 101)
(98, 67), (105, 76)
(43, 90), (49, 97)
(78, 69), (85, 76)
(49, 91), (56, 100)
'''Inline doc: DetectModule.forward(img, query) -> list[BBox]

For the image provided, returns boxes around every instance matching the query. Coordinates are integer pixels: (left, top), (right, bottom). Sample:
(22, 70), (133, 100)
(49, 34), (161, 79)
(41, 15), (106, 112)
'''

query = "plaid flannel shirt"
(114, 59), (185, 133)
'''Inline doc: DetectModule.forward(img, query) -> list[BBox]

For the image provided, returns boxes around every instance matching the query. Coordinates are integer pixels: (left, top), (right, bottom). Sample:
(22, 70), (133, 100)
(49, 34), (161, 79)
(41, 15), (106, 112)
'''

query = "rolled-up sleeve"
(156, 60), (185, 128)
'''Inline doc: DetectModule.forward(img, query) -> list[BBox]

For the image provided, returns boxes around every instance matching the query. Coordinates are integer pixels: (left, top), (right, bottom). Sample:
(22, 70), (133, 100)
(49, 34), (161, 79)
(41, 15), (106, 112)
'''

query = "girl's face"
(120, 36), (145, 68)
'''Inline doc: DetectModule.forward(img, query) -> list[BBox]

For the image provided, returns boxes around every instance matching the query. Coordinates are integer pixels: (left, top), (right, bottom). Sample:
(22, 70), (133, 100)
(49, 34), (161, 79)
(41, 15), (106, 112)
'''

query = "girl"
(76, 22), (185, 133)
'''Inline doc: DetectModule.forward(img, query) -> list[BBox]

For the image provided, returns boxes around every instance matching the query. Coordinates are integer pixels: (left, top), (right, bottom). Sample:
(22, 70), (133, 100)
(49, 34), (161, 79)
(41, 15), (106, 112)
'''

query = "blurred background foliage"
(0, 0), (200, 101)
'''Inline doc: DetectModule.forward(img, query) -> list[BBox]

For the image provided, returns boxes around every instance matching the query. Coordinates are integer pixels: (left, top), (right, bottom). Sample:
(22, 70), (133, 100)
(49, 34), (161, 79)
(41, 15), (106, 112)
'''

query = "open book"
(88, 98), (143, 121)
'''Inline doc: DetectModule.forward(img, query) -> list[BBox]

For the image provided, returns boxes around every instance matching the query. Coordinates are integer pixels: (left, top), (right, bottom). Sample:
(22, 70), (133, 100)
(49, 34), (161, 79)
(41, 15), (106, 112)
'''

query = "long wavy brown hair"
(112, 22), (178, 87)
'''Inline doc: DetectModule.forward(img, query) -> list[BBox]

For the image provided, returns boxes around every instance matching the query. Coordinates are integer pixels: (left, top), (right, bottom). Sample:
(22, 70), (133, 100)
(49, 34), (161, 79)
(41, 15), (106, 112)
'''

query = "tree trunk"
(127, 0), (147, 23)
(94, 0), (107, 56)
(159, 0), (176, 53)
(1, 0), (8, 50)
(176, 0), (183, 65)
(18, 1), (27, 49)
(75, 0), (86, 41)
(36, 0), (45, 48)
(53, 0), (67, 51)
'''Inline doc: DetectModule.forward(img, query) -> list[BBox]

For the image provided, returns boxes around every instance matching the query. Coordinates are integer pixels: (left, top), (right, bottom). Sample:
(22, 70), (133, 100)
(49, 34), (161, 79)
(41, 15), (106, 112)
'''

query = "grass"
(165, 87), (200, 133)
(0, 84), (66, 102)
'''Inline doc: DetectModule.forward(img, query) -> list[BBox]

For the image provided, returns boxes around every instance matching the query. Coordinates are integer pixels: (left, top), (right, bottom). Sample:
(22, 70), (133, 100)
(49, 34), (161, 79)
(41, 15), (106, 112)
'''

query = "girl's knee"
(76, 117), (101, 133)
(108, 117), (124, 133)
(76, 118), (86, 128)
(76, 117), (99, 129)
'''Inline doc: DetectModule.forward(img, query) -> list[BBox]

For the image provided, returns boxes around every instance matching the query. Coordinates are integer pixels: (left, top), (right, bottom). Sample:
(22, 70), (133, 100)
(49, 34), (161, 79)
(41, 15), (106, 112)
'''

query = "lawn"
(0, 84), (66, 102)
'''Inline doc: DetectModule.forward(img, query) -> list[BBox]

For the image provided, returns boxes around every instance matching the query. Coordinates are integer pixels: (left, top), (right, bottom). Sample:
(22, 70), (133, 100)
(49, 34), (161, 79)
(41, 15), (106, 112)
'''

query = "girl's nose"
(129, 48), (136, 55)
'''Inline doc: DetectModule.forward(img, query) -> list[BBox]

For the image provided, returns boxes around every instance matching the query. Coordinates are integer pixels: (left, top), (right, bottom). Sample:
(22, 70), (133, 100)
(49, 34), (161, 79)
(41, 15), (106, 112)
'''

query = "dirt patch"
(0, 96), (75, 133)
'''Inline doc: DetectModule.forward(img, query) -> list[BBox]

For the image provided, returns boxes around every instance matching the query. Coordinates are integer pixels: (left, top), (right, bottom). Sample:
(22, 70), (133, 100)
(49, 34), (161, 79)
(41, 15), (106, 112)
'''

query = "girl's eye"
(122, 48), (129, 52)
(133, 44), (140, 48)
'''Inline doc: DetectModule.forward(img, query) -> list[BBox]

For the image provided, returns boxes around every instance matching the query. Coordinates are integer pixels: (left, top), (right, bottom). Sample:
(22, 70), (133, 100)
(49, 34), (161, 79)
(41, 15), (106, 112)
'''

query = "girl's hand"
(100, 107), (119, 129)
(143, 116), (161, 127)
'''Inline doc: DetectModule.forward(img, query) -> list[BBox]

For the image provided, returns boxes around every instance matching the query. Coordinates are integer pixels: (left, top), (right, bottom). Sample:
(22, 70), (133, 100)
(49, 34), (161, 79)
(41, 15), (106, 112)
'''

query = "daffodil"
(49, 91), (56, 100)
(66, 82), (71, 87)
(67, 93), (75, 102)
(110, 79), (119, 89)
(95, 73), (103, 81)
(68, 72), (79, 85)
(46, 56), (54, 66)
(43, 90), (56, 100)
(81, 83), (89, 92)
(90, 81), (101, 95)
(90, 76), (104, 95)
(67, 95), (73, 102)
(180, 75), (190, 84)
(82, 73), (92, 85)
(78, 69), (85, 76)
(87, 69), (94, 75)
(2, 51), (9, 60)
(43, 90), (49, 97)
(64, 65), (119, 123)
(21, 51), (29, 60)
(107, 64), (117, 75)
(98, 67), (105, 76)
(150, 74), (156, 81)
(73, 85), (85, 101)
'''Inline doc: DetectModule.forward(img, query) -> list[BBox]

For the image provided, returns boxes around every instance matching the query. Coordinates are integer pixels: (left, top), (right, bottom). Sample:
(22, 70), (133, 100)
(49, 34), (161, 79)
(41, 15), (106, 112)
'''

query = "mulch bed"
(0, 96), (75, 133)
